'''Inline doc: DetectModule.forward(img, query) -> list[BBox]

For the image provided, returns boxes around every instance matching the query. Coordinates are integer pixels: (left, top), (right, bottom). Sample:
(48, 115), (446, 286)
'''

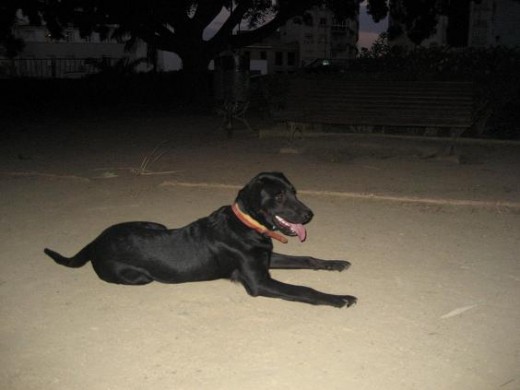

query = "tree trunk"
(175, 50), (214, 108)
(179, 47), (213, 74)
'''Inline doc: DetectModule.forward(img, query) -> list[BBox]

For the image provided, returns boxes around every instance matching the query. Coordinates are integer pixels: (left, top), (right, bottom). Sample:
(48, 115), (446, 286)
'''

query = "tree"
(366, 0), (453, 45)
(1, 0), (359, 73)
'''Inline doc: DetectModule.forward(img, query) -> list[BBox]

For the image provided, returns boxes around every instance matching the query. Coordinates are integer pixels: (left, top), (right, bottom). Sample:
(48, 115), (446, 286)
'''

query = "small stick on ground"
(135, 140), (172, 175)
(93, 140), (181, 177)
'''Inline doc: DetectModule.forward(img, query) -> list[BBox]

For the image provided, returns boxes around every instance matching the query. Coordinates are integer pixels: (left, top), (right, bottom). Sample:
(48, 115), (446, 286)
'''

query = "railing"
(0, 57), (116, 79)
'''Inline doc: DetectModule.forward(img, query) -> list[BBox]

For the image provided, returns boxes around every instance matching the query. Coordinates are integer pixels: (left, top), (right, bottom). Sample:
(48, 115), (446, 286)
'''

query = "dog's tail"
(44, 245), (91, 268)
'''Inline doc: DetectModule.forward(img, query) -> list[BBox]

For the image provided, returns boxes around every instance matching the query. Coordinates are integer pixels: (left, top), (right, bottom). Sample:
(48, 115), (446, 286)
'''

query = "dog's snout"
(303, 209), (314, 222)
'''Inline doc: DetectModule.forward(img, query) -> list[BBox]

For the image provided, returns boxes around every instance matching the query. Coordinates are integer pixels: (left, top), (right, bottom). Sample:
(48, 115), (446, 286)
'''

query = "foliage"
(0, 71), (215, 115)
(366, 0), (452, 44)
(355, 34), (520, 82)
(85, 57), (149, 77)
(0, 35), (25, 58)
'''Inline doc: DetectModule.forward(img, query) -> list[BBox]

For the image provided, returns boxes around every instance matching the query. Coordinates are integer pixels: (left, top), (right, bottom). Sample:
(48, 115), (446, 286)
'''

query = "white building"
(469, 0), (520, 47)
(241, 5), (359, 74)
(280, 5), (359, 66)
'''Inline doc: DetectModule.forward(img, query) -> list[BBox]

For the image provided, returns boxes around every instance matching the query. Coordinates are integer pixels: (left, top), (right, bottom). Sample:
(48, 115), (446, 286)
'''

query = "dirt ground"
(1, 111), (519, 390)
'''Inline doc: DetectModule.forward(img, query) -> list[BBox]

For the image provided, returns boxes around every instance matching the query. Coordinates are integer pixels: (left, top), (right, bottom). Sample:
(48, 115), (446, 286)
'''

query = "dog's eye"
(274, 193), (284, 203)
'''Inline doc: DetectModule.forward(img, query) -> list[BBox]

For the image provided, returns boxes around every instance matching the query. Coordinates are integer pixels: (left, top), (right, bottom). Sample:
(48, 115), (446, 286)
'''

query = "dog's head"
(235, 172), (313, 241)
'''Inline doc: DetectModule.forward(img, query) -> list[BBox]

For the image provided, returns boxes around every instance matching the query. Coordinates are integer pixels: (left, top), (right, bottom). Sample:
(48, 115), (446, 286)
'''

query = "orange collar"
(231, 203), (288, 243)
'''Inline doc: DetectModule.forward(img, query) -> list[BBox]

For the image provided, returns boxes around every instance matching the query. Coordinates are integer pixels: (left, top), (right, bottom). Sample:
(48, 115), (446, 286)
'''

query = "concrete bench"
(272, 77), (475, 138)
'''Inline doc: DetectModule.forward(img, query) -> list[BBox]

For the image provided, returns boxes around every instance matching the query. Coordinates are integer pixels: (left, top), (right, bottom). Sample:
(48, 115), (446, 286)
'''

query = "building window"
(287, 52), (296, 66)
(303, 13), (313, 26)
(304, 33), (314, 45)
(260, 51), (267, 60)
(275, 52), (283, 66)
(320, 18), (328, 26)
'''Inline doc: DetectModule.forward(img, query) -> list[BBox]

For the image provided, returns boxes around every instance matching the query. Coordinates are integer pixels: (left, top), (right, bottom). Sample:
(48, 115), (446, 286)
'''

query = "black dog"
(44, 172), (357, 308)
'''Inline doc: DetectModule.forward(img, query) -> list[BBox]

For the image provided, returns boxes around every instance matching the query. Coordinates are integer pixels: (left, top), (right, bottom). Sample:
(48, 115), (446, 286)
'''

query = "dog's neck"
(231, 203), (288, 243)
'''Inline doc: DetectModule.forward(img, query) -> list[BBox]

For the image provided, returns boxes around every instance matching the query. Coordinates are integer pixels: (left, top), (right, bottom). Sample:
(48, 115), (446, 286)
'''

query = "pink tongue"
(290, 223), (307, 242)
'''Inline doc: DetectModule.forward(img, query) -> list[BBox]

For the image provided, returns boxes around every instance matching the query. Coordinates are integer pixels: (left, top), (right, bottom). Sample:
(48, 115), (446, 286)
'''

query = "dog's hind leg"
(270, 253), (350, 271)
(92, 262), (154, 285)
(44, 246), (91, 268)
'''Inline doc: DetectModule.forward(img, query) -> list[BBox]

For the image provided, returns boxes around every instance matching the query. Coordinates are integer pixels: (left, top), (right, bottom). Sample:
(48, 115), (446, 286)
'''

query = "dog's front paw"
(330, 295), (357, 308)
(344, 295), (357, 307)
(326, 260), (351, 271)
(341, 295), (357, 308)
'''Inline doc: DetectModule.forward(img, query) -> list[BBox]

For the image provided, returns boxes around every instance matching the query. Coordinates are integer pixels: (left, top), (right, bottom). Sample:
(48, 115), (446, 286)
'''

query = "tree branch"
(223, 0), (316, 49)
(193, 0), (226, 29)
(212, 0), (252, 42)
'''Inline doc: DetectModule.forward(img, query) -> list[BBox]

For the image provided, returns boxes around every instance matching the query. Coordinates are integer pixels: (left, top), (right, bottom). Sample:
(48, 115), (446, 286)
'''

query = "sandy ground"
(1, 112), (520, 390)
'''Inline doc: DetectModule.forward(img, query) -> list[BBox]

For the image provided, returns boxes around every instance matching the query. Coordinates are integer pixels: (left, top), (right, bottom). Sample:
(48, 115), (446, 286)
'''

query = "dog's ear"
(235, 175), (263, 213)
(255, 172), (288, 183)
(235, 172), (278, 218)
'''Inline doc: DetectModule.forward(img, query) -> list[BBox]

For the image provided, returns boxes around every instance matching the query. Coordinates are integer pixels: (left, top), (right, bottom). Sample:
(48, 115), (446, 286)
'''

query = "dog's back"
(44, 211), (243, 285)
